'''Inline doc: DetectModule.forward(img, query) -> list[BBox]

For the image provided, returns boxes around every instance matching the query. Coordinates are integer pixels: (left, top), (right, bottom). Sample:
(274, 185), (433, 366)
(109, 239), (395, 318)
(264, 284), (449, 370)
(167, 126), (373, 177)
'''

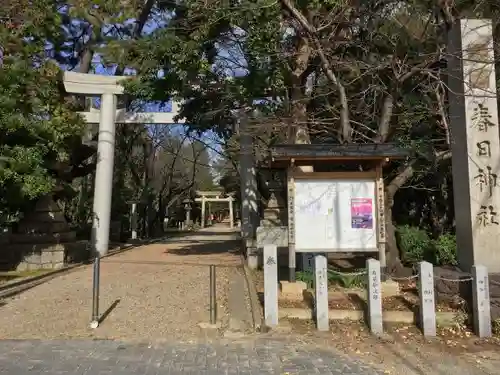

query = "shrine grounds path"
(0, 224), (242, 340)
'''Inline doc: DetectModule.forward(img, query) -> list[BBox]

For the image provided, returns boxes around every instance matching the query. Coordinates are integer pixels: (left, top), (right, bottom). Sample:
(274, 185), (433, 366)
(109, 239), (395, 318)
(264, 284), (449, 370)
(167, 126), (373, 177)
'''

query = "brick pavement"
(0, 338), (382, 375)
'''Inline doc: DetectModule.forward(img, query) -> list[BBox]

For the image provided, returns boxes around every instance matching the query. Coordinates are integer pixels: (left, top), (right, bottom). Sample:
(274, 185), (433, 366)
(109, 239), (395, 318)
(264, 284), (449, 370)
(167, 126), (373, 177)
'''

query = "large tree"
(0, 1), (87, 225)
(111, 0), (456, 268)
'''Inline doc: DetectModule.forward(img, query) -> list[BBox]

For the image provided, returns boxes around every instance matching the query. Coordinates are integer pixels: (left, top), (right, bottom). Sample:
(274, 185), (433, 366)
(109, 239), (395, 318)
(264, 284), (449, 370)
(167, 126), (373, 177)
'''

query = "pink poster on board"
(351, 198), (373, 229)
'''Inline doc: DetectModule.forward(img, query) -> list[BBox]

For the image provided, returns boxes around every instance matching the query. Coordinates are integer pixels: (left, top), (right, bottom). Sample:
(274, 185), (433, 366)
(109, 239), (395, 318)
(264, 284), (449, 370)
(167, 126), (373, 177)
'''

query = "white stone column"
(130, 203), (138, 240)
(314, 253), (329, 331)
(264, 244), (279, 327)
(201, 197), (206, 228)
(229, 197), (234, 229)
(448, 19), (500, 272)
(91, 93), (116, 256)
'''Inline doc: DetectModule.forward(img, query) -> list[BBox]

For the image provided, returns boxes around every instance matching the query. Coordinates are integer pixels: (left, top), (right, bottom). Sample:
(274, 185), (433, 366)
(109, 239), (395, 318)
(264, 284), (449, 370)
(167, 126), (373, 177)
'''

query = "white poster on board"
(294, 179), (377, 252)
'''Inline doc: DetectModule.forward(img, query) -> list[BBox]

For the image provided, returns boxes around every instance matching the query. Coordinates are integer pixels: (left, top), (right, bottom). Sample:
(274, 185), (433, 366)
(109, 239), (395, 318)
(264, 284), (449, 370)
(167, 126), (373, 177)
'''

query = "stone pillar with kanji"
(448, 19), (500, 272)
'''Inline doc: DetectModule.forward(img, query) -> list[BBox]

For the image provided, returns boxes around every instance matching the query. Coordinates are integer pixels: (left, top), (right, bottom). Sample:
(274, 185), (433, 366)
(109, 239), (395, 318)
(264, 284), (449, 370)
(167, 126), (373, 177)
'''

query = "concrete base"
(279, 307), (462, 327)
(197, 322), (221, 329)
(280, 281), (307, 300)
(247, 250), (258, 270)
(382, 280), (400, 297)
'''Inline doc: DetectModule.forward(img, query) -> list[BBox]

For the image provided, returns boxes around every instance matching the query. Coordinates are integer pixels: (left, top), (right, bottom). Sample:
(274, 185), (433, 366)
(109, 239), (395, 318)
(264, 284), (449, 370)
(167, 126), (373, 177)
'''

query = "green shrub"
(397, 225), (432, 265)
(296, 269), (366, 289)
(328, 269), (366, 288)
(430, 233), (457, 266)
(296, 270), (314, 288)
(493, 318), (500, 336)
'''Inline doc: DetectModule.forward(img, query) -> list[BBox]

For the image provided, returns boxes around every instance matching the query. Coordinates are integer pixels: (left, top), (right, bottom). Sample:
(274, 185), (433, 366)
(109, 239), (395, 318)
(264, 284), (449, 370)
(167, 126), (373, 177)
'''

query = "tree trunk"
(384, 161), (417, 273)
(384, 190), (404, 274)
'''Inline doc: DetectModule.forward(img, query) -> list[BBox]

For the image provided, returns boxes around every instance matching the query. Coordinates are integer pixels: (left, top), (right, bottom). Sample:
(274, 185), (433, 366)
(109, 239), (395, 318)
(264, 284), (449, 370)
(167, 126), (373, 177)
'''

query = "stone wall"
(0, 195), (89, 271)
(0, 239), (89, 271)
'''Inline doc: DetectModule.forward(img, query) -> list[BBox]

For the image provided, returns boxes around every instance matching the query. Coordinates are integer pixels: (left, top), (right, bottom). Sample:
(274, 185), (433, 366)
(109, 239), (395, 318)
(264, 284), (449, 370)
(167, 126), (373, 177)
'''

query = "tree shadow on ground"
(165, 240), (242, 256)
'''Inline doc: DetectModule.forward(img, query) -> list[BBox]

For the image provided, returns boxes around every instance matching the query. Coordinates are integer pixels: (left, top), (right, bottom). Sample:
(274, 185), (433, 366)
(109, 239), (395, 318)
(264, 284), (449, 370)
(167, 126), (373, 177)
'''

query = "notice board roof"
(269, 143), (408, 163)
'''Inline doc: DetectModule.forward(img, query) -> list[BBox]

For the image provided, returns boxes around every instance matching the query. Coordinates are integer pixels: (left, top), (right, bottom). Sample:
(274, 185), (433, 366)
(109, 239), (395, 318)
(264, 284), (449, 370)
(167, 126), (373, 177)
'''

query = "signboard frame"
(291, 171), (382, 253)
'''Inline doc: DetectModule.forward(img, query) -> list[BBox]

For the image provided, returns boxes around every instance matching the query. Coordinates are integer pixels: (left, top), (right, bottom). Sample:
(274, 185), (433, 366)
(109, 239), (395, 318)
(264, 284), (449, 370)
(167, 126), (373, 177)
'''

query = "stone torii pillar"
(63, 73), (121, 256)
(64, 71), (184, 254)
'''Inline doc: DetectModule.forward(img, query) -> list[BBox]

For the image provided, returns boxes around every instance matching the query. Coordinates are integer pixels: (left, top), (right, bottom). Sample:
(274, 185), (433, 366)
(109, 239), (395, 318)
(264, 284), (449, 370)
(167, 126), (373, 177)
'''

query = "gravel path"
(0, 226), (242, 341)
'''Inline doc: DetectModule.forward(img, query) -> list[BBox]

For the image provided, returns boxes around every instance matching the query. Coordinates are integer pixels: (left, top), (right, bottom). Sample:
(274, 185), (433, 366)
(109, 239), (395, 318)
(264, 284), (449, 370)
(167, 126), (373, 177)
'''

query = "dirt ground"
(265, 319), (500, 375)
(252, 265), (500, 374)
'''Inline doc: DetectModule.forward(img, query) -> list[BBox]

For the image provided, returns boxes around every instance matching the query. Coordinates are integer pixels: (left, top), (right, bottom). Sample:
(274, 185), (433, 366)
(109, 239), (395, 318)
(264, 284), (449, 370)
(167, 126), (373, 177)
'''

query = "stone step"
(260, 218), (287, 227)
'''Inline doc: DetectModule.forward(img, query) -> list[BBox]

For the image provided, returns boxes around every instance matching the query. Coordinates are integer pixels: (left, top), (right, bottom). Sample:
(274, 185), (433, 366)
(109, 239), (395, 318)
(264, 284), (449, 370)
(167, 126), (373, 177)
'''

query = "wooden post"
(375, 164), (386, 268)
(287, 166), (296, 282)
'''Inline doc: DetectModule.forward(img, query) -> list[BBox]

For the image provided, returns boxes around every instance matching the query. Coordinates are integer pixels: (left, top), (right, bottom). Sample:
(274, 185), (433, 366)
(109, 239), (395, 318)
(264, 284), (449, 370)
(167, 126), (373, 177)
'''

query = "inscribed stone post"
(367, 258), (383, 334)
(448, 19), (500, 272)
(263, 244), (279, 327)
(314, 253), (329, 331)
(472, 265), (492, 337)
(418, 261), (436, 337)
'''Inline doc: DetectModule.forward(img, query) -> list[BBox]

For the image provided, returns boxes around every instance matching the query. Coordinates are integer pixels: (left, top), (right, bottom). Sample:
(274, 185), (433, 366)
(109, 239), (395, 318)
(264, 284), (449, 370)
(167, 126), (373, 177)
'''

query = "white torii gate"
(195, 191), (235, 229)
(63, 71), (184, 255)
(63, 71), (185, 328)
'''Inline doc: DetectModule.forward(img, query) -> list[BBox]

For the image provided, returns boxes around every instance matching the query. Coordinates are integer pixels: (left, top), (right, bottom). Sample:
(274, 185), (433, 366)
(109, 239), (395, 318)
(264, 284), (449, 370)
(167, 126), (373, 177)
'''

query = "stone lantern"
(183, 199), (192, 226)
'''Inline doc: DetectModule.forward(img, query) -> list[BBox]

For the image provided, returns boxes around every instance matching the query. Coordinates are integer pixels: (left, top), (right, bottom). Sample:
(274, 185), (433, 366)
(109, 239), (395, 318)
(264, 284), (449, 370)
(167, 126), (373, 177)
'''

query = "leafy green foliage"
(396, 225), (432, 265)
(397, 225), (458, 266)
(430, 233), (457, 266)
(296, 268), (366, 289)
(0, 2), (85, 224)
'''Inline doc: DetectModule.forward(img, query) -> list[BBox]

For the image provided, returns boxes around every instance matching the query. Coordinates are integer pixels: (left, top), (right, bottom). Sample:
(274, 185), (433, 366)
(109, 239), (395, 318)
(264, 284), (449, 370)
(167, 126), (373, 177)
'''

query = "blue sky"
(88, 55), (225, 176)
(63, 9), (255, 177)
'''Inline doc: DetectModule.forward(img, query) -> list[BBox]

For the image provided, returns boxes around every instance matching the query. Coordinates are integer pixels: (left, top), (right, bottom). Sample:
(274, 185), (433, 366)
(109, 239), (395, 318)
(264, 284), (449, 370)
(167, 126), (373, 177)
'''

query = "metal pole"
(90, 256), (100, 328)
(209, 265), (217, 324)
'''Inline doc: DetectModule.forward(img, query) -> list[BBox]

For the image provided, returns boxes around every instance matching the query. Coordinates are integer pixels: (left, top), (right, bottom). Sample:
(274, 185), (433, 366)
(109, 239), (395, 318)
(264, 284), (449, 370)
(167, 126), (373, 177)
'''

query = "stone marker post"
(229, 196), (234, 229)
(130, 203), (138, 240)
(448, 19), (500, 272)
(314, 253), (329, 331)
(418, 261), (436, 337)
(264, 244), (279, 327)
(472, 265), (492, 338)
(201, 197), (206, 228)
(367, 258), (383, 334)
